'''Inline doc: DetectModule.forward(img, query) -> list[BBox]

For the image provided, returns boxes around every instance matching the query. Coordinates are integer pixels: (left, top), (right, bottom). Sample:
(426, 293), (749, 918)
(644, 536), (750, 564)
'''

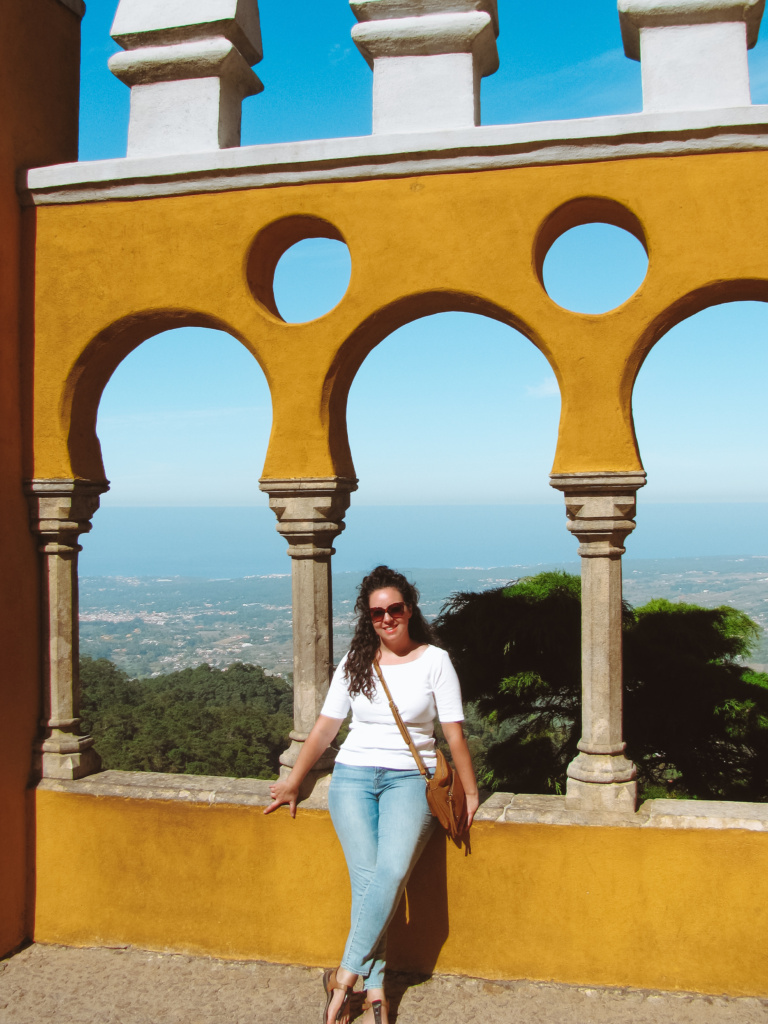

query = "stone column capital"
(259, 477), (358, 559)
(25, 479), (109, 554)
(549, 472), (646, 558)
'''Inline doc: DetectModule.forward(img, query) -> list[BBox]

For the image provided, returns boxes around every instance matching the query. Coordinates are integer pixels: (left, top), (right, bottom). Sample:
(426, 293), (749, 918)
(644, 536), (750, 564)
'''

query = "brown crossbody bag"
(372, 658), (468, 839)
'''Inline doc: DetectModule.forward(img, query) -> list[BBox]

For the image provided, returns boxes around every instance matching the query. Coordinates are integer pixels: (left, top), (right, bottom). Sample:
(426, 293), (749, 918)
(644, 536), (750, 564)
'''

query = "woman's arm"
(263, 714), (343, 818)
(441, 721), (480, 829)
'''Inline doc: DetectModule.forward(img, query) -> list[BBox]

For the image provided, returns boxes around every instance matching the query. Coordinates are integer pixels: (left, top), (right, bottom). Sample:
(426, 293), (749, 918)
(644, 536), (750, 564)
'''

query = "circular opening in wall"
(246, 216), (351, 324)
(274, 237), (351, 323)
(535, 198), (648, 315)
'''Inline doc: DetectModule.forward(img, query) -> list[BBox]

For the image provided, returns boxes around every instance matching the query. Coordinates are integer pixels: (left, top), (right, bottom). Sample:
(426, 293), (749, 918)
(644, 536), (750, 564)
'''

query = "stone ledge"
(641, 797), (768, 831)
(34, 771), (768, 830)
(36, 770), (276, 808)
(21, 105), (768, 206)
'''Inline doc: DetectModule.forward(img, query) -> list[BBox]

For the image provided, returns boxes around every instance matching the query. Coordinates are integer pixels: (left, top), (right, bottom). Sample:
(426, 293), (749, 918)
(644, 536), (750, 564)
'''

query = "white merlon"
(108, 0), (263, 158)
(619, 0), (765, 112)
(350, 0), (499, 133)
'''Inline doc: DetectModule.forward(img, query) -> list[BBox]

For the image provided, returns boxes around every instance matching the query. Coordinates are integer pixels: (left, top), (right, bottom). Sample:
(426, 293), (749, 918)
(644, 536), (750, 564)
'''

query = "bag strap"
(372, 658), (429, 778)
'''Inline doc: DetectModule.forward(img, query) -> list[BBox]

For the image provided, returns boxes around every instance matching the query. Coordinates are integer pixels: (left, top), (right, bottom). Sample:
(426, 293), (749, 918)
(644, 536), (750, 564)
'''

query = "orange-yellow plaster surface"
(33, 790), (768, 997)
(0, 0), (81, 957)
(31, 150), (768, 485)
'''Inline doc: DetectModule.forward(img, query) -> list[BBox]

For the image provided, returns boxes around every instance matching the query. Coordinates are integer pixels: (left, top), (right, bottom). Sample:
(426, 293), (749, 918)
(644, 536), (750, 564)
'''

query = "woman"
(265, 565), (479, 1024)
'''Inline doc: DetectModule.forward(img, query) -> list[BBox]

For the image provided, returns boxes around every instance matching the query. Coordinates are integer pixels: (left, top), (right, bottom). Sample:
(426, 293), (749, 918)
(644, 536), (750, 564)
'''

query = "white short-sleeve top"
(320, 644), (465, 770)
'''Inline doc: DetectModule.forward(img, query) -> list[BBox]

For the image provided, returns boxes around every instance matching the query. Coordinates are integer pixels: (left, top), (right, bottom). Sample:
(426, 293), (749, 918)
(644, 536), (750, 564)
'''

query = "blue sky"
(80, 1), (768, 512)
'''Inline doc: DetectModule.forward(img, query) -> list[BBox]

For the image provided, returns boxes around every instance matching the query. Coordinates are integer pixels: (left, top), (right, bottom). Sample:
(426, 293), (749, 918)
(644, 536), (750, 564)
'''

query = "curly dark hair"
(344, 565), (437, 699)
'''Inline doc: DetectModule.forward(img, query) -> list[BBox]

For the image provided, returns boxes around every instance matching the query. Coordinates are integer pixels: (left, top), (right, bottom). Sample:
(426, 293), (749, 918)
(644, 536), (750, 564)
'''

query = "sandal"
(322, 968), (351, 1024)
(362, 997), (388, 1024)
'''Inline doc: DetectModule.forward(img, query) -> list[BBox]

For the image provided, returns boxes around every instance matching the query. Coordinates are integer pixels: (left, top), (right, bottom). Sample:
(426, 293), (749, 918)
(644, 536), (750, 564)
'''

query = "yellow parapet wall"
(32, 787), (768, 997)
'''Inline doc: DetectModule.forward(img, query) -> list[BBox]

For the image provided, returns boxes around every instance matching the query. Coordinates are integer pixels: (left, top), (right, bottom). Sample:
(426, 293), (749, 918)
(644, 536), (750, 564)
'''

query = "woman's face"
(368, 586), (412, 646)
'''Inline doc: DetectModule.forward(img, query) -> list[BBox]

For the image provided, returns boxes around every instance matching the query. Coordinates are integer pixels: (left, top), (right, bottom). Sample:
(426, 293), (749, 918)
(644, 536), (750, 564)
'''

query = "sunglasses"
(370, 602), (406, 622)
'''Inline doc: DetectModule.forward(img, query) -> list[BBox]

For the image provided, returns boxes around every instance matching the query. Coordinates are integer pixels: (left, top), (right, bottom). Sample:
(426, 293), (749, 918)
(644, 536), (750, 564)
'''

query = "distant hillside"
(79, 557), (768, 677)
(80, 658), (292, 779)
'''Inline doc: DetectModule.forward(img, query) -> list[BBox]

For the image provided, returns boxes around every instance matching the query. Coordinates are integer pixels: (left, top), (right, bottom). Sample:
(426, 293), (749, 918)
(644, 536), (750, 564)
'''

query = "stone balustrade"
(619, 0), (764, 111)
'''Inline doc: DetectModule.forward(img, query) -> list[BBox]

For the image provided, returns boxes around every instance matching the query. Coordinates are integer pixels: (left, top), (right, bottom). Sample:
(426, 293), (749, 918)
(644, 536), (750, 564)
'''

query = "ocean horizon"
(79, 503), (768, 578)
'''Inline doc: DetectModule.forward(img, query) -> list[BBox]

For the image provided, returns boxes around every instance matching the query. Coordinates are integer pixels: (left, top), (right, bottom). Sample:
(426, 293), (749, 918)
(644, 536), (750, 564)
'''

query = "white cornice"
(22, 105), (768, 206)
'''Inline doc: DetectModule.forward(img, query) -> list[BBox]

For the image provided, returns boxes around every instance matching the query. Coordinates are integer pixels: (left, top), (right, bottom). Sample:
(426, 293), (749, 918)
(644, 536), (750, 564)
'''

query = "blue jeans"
(328, 763), (436, 990)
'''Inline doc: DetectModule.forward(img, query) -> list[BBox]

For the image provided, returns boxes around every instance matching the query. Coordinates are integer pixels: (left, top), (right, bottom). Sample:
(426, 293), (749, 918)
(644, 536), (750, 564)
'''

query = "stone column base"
(279, 731), (337, 776)
(35, 746), (102, 782)
(565, 777), (638, 814)
(278, 736), (337, 803)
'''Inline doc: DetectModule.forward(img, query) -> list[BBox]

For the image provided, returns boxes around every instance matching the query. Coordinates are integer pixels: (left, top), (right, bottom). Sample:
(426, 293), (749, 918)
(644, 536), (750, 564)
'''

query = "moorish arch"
(28, 313), (276, 780)
(631, 295), (768, 502)
(344, 309), (562, 511)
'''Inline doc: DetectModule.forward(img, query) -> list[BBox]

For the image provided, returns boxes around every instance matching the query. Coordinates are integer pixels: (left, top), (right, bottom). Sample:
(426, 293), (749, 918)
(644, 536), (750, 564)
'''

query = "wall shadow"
(382, 827), (449, 1019)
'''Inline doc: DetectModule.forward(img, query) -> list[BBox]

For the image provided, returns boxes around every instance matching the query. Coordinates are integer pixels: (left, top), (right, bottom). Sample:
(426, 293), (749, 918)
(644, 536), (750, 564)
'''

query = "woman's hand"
(264, 777), (300, 817)
(262, 714), (344, 819)
(463, 789), (480, 830)
(442, 721), (480, 831)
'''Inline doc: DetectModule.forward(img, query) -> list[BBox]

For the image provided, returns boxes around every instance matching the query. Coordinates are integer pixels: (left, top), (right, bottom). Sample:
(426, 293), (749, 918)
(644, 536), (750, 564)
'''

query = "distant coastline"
(79, 503), (768, 578)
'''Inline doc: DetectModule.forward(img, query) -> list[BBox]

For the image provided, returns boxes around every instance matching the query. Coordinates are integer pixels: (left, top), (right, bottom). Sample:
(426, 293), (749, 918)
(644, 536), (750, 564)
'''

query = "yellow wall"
(31, 150), (768, 487)
(18, 13), (768, 991)
(33, 789), (768, 997)
(0, 0), (81, 957)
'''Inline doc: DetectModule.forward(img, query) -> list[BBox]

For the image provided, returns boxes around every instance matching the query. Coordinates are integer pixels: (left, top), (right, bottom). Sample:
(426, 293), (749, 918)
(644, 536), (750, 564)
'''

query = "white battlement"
(619, 0), (765, 111)
(108, 0), (264, 157)
(350, 0), (499, 133)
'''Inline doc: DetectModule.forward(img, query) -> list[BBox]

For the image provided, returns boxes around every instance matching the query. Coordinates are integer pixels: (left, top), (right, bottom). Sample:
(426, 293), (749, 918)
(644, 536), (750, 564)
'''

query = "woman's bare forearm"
(264, 714), (343, 816)
(442, 721), (480, 827)
(442, 722), (478, 793)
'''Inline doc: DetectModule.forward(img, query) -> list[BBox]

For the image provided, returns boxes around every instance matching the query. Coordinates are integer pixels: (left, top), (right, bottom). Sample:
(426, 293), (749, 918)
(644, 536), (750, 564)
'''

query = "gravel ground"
(1, 943), (767, 1024)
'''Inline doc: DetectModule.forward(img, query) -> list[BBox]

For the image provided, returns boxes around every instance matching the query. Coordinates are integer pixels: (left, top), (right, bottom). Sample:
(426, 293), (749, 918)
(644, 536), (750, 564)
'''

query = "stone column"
(259, 477), (357, 777)
(549, 471), (646, 814)
(350, 0), (499, 133)
(618, 0), (764, 112)
(108, 0), (264, 157)
(25, 479), (108, 781)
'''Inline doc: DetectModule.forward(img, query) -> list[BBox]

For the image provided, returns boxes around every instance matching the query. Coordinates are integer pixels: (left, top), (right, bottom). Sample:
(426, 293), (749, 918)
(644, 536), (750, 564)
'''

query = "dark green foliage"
(434, 572), (582, 792)
(623, 599), (768, 800)
(434, 572), (768, 800)
(80, 657), (292, 779)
